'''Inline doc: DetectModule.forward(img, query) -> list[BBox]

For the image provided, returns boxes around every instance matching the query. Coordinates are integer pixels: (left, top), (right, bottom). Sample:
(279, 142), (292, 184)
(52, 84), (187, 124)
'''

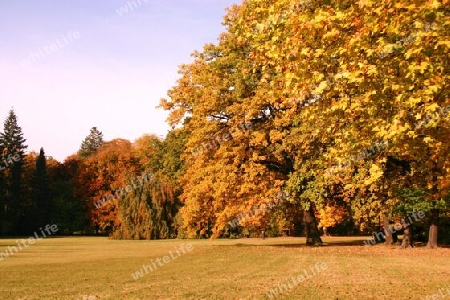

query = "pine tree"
(0, 109), (28, 235)
(78, 127), (104, 159)
(0, 134), (5, 235)
(31, 148), (51, 230)
(49, 156), (88, 234)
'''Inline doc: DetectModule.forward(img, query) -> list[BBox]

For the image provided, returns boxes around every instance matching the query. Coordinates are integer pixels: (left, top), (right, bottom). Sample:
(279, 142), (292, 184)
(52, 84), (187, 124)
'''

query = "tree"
(49, 156), (89, 234)
(77, 138), (139, 233)
(78, 127), (104, 159)
(315, 0), (450, 248)
(158, 1), (288, 240)
(16, 151), (38, 234)
(160, 0), (449, 247)
(31, 148), (51, 229)
(111, 131), (186, 239)
(318, 204), (347, 236)
(0, 109), (28, 235)
(0, 131), (5, 235)
(113, 178), (177, 239)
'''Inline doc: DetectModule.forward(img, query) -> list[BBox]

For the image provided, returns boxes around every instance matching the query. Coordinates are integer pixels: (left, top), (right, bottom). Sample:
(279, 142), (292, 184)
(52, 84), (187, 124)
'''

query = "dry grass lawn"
(0, 236), (449, 299)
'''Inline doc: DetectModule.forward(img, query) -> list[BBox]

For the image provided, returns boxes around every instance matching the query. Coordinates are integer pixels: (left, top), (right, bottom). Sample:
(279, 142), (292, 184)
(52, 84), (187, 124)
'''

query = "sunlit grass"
(0, 236), (448, 299)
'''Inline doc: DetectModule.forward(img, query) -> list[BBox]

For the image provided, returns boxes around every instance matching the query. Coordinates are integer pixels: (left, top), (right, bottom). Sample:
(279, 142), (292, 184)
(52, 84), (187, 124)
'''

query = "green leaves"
(160, 0), (450, 237)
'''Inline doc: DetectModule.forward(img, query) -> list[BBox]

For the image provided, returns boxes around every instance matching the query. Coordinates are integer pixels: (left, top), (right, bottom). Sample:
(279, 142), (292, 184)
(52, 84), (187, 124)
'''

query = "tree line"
(2, 0), (449, 248)
(0, 111), (184, 239)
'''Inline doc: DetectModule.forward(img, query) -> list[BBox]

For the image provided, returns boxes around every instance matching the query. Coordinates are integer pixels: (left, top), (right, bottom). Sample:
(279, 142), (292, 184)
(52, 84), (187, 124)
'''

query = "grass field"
(0, 236), (449, 300)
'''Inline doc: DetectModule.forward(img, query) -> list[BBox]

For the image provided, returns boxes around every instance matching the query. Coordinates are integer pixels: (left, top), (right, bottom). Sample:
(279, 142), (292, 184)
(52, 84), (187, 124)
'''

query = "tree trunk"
(303, 205), (323, 245)
(382, 214), (393, 245)
(427, 209), (439, 249)
(400, 225), (413, 248)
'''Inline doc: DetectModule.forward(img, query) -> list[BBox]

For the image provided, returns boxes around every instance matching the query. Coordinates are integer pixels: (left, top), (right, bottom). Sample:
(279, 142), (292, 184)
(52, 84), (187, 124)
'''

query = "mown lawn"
(0, 236), (448, 299)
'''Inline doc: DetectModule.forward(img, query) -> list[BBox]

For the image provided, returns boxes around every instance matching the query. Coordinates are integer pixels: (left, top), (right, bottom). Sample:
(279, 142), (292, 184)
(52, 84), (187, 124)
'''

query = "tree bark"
(427, 209), (439, 249)
(303, 205), (323, 245)
(400, 225), (413, 248)
(382, 214), (393, 245)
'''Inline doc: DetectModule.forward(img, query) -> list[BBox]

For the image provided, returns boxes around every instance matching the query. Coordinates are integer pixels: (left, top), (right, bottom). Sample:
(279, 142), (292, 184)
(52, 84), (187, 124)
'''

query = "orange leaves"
(269, 130), (284, 143)
(155, 0), (450, 238)
(78, 139), (140, 229)
(318, 204), (347, 230)
(358, 0), (373, 9)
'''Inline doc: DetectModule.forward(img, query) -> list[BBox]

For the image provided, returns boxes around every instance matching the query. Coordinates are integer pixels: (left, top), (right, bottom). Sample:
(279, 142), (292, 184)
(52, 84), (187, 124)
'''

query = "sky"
(0, 0), (238, 161)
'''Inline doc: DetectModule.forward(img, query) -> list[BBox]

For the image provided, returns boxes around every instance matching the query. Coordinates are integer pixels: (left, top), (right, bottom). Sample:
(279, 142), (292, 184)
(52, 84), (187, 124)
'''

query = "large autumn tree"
(161, 1), (322, 243)
(161, 0), (449, 245)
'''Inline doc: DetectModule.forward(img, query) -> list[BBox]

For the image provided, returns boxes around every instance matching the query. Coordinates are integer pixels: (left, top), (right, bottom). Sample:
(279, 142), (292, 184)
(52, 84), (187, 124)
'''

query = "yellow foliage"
(318, 205), (347, 231)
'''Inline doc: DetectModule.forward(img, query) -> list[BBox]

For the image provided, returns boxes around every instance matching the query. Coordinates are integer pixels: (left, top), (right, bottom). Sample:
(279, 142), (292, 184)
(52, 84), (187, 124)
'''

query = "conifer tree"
(32, 148), (51, 229)
(78, 127), (104, 159)
(0, 109), (28, 235)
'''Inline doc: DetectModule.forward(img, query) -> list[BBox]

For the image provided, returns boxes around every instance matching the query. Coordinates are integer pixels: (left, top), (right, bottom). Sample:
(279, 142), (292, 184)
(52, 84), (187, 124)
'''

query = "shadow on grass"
(266, 239), (366, 248)
(217, 238), (367, 248)
(414, 242), (450, 248)
(225, 239), (450, 248)
(0, 236), (64, 240)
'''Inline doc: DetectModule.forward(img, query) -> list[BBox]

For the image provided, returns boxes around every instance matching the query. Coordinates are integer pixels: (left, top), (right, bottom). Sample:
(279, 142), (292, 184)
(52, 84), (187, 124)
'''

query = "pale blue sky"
(0, 0), (238, 161)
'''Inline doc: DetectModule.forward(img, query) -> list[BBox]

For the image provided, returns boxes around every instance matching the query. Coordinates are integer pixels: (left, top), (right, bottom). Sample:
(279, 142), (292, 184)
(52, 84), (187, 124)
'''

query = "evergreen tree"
(0, 109), (28, 235)
(31, 148), (51, 229)
(49, 156), (88, 234)
(78, 127), (104, 159)
(0, 134), (5, 235)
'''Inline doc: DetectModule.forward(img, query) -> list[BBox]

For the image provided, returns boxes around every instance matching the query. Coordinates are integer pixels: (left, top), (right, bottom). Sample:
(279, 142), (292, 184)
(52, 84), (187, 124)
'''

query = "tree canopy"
(1, 1), (449, 246)
(161, 0), (450, 243)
